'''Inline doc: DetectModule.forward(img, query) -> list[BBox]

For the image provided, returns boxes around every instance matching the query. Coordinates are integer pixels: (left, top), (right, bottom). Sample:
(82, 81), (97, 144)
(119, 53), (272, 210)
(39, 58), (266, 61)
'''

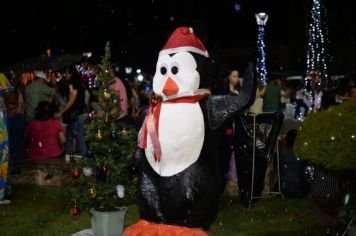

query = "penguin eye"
(171, 66), (179, 75)
(160, 66), (167, 75)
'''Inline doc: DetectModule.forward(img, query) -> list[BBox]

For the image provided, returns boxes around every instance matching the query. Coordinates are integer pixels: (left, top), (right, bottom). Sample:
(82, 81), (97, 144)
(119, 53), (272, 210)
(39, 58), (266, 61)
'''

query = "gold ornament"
(102, 89), (111, 100)
(88, 187), (97, 198)
(122, 128), (127, 135)
(95, 130), (104, 141)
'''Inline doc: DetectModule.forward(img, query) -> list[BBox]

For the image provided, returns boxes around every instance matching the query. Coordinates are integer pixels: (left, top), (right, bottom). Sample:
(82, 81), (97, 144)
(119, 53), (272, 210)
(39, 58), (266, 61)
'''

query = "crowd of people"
(1, 63), (355, 204)
(216, 69), (356, 196)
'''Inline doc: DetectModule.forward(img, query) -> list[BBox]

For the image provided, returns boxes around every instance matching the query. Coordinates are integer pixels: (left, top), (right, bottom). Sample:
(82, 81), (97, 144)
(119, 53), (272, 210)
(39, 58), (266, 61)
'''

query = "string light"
(77, 64), (96, 92)
(305, 0), (330, 92)
(255, 13), (268, 86)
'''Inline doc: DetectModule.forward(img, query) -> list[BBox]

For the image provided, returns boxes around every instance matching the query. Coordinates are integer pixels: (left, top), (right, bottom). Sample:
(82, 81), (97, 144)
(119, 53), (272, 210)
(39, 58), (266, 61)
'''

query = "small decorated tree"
(65, 42), (137, 215)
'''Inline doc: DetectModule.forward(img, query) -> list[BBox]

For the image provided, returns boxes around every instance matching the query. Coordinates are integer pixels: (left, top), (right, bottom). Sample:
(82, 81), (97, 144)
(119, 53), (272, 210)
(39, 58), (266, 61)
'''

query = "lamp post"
(255, 12), (269, 86)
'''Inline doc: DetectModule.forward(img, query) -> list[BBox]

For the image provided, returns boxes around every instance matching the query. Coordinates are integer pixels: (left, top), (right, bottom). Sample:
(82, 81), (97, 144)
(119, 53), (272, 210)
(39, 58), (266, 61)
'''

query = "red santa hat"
(159, 27), (209, 58)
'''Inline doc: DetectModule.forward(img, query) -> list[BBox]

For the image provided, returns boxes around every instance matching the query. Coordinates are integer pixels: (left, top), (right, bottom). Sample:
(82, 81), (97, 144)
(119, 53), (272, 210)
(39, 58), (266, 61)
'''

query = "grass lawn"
(0, 185), (341, 236)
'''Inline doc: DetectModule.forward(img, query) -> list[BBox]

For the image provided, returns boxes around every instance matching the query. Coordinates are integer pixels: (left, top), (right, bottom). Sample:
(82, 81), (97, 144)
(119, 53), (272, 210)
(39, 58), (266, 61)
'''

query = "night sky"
(1, 0), (355, 73)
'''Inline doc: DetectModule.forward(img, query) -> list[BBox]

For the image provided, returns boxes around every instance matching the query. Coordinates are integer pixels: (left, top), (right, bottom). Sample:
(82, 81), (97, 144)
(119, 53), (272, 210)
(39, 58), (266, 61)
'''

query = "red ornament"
(150, 93), (162, 105)
(70, 206), (81, 216)
(101, 165), (109, 172)
(104, 117), (110, 125)
(88, 112), (94, 121)
(73, 167), (81, 178)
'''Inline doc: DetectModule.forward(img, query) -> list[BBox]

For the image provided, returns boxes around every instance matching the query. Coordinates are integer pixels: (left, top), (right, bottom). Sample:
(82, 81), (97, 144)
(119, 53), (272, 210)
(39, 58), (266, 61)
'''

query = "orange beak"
(162, 77), (179, 96)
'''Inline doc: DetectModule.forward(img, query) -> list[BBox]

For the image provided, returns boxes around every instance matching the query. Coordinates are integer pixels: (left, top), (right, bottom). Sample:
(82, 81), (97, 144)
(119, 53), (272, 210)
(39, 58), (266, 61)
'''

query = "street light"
(255, 12), (268, 26)
(255, 12), (269, 85)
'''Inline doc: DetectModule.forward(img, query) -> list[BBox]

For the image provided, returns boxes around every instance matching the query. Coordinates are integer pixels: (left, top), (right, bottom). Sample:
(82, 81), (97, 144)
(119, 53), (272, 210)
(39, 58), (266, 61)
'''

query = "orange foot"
(123, 220), (209, 236)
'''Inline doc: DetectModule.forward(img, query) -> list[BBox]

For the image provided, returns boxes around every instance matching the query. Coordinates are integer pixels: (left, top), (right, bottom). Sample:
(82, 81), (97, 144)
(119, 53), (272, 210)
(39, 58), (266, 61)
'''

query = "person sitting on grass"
(278, 129), (309, 197)
(25, 101), (65, 161)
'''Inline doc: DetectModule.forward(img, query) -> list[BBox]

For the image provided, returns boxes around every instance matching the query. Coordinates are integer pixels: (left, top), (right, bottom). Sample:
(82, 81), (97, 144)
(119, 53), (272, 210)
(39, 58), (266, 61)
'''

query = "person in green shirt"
(24, 71), (55, 122)
(263, 78), (281, 112)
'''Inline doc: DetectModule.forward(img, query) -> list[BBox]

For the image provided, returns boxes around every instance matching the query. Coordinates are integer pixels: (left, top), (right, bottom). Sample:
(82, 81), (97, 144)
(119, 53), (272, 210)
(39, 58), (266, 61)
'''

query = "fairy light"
(77, 64), (96, 92)
(305, 0), (330, 92)
(255, 12), (268, 86)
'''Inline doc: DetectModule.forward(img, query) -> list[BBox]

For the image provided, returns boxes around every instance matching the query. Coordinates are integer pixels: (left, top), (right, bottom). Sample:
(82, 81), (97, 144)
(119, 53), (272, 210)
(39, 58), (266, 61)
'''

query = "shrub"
(294, 101), (356, 171)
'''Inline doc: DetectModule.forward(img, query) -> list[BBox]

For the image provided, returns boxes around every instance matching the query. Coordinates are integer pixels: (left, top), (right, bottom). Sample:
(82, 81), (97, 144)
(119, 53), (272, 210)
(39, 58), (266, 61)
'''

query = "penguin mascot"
(124, 27), (256, 236)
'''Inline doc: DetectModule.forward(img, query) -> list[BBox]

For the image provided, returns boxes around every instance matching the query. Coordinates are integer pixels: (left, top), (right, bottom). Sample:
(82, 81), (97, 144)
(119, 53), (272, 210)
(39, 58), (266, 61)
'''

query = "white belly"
(145, 103), (205, 176)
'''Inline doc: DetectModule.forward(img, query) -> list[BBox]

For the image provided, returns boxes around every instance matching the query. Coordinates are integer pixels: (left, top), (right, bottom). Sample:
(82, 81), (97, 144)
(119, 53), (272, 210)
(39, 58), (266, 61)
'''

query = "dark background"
(1, 0), (355, 75)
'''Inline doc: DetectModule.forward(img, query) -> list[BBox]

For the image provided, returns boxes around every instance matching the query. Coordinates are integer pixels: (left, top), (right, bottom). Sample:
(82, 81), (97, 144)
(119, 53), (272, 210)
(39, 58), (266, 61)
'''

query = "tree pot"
(90, 207), (127, 236)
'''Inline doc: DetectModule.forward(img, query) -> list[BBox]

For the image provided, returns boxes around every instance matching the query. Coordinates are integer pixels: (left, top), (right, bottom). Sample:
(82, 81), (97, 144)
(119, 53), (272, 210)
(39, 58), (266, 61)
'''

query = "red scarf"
(138, 93), (210, 162)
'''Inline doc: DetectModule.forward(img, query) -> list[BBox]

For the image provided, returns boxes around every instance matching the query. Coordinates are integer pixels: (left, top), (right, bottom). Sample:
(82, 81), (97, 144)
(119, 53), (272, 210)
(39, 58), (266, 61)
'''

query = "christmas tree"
(65, 42), (137, 214)
(305, 0), (330, 91)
